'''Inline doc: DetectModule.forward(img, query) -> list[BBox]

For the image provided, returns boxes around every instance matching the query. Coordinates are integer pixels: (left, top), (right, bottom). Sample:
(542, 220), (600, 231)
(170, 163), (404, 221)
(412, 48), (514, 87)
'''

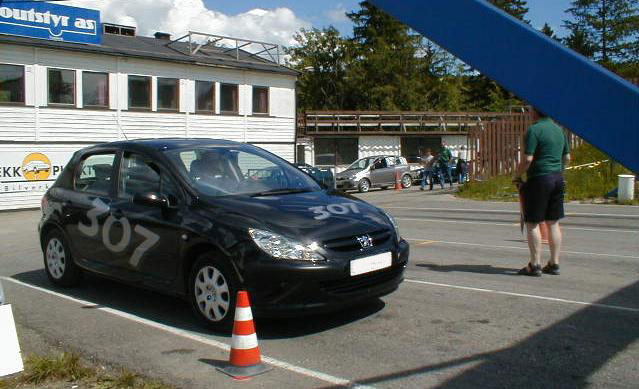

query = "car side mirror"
(133, 192), (169, 208)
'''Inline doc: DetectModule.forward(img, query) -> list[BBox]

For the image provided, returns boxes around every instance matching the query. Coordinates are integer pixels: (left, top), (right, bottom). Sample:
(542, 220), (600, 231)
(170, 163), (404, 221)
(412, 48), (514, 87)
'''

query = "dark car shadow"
(416, 262), (518, 276)
(10, 269), (385, 339)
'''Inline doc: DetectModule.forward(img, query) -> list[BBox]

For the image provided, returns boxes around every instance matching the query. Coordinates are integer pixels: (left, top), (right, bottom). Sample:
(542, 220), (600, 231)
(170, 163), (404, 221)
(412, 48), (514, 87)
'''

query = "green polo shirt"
(524, 118), (570, 178)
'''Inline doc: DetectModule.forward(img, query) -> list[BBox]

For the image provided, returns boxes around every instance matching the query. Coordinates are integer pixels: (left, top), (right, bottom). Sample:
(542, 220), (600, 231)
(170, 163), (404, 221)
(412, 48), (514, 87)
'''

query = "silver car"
(335, 156), (413, 193)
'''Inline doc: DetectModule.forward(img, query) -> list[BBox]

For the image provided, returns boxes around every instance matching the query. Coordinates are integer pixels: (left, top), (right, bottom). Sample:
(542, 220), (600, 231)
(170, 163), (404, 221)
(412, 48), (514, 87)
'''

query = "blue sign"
(0, 1), (101, 45)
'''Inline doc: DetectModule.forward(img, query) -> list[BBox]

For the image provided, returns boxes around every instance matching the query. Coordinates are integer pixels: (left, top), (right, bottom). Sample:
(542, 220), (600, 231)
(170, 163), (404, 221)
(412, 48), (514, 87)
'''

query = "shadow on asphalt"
(416, 263), (518, 276)
(10, 269), (384, 340)
(317, 280), (639, 388)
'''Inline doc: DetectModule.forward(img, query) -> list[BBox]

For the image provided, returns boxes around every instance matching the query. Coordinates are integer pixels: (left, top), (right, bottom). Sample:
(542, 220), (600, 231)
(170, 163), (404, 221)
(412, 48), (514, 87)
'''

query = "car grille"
(322, 229), (392, 252)
(319, 265), (403, 295)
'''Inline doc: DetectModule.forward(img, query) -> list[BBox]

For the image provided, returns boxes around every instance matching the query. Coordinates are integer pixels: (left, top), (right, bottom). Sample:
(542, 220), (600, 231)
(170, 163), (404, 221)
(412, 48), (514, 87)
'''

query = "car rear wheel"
(358, 178), (371, 193)
(401, 174), (412, 189)
(189, 253), (238, 331)
(43, 229), (82, 287)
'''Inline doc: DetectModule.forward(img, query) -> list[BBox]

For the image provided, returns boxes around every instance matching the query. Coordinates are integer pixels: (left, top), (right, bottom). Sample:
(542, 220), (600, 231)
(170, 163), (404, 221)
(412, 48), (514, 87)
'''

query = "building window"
(252, 86), (269, 115)
(314, 138), (358, 166)
(400, 137), (442, 162)
(128, 75), (151, 110)
(195, 80), (215, 113)
(0, 64), (24, 104)
(82, 72), (109, 108)
(157, 77), (179, 111)
(220, 83), (238, 114)
(48, 68), (75, 106)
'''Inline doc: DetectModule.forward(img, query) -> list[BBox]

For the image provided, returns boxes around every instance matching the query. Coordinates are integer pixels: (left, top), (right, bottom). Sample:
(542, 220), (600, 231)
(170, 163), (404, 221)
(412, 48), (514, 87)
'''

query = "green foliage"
(488, 0), (529, 21)
(458, 143), (636, 203)
(564, 0), (639, 62)
(21, 352), (94, 384)
(541, 23), (559, 40)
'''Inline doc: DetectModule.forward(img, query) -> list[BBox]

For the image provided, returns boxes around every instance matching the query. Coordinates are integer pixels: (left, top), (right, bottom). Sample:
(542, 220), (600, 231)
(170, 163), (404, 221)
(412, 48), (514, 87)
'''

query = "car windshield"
(164, 145), (321, 197)
(345, 158), (370, 171)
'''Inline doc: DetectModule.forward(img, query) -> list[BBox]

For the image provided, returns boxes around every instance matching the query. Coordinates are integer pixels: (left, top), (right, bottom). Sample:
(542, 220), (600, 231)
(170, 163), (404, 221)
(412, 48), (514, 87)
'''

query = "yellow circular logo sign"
(22, 153), (52, 181)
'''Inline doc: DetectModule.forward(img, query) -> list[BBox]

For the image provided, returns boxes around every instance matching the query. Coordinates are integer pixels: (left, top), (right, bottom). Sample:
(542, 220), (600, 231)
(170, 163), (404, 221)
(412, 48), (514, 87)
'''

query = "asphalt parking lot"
(2, 186), (639, 388)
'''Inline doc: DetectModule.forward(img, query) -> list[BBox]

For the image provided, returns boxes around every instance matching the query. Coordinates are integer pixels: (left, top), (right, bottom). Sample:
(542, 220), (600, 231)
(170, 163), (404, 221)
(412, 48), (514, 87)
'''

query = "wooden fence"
(468, 113), (583, 180)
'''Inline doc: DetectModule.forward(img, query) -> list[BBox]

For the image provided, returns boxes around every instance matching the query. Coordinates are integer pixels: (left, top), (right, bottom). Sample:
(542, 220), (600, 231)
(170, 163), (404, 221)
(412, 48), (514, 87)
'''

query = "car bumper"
(335, 179), (356, 190)
(243, 239), (410, 317)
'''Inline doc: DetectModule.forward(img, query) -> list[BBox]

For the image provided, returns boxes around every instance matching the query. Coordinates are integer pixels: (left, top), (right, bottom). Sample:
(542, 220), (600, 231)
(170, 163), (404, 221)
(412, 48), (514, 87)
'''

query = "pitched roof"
(0, 33), (298, 76)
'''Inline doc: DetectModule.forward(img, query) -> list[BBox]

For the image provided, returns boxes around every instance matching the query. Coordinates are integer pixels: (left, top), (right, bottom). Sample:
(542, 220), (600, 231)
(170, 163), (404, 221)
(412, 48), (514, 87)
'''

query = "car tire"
(358, 178), (371, 193)
(188, 253), (239, 332)
(43, 229), (82, 287)
(401, 174), (412, 189)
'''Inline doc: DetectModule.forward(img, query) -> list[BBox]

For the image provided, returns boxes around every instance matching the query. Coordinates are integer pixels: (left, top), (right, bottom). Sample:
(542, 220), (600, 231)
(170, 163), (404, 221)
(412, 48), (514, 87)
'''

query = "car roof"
(81, 138), (246, 153)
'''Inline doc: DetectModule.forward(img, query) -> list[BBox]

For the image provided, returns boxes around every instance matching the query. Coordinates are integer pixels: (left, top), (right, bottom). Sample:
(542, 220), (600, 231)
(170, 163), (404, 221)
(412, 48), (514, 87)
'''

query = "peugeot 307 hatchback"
(39, 139), (409, 330)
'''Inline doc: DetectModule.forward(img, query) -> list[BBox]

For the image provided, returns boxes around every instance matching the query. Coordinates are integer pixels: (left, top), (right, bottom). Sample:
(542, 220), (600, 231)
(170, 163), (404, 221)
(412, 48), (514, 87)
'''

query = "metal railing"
(166, 31), (282, 65)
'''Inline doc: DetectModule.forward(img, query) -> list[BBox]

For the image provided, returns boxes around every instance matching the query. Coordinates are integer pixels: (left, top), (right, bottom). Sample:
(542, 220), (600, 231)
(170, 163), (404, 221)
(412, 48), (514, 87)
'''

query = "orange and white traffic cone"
(217, 291), (271, 380)
(395, 170), (402, 191)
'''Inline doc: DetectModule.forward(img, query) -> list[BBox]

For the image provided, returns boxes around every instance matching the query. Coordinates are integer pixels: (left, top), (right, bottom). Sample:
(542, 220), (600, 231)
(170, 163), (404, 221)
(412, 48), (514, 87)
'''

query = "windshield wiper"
(249, 188), (313, 197)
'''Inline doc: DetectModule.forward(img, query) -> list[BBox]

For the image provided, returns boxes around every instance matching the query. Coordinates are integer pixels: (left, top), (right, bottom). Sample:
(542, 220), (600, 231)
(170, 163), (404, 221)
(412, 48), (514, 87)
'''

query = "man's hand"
(512, 176), (524, 190)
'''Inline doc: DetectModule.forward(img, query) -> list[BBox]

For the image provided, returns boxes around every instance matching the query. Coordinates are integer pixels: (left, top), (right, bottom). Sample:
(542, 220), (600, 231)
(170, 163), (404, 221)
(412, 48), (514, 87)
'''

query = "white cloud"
(326, 3), (349, 24)
(65, 0), (310, 46)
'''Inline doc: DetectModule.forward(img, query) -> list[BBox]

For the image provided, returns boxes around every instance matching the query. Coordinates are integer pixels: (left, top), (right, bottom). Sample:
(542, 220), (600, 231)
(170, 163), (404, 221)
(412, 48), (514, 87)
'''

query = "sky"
(60, 0), (575, 47)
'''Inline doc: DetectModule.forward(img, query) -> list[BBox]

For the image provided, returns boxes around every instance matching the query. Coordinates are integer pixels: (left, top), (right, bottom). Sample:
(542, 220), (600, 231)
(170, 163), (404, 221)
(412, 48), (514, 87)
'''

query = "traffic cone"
(217, 291), (271, 380)
(395, 170), (402, 191)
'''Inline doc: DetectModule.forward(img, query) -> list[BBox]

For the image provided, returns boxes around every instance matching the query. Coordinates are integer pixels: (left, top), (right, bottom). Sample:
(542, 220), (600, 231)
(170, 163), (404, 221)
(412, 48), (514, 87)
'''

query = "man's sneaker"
(542, 263), (560, 275)
(518, 263), (542, 277)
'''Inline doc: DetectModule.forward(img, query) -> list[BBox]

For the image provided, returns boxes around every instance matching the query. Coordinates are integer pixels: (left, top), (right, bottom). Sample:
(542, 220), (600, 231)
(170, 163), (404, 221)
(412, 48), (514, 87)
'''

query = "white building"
(0, 6), (297, 210)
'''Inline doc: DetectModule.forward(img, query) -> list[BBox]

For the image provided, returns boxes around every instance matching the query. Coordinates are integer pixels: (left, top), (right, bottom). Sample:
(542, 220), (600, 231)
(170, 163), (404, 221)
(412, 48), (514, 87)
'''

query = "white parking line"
(404, 238), (639, 259)
(386, 206), (639, 219)
(405, 279), (639, 313)
(396, 217), (639, 234)
(1, 277), (374, 389)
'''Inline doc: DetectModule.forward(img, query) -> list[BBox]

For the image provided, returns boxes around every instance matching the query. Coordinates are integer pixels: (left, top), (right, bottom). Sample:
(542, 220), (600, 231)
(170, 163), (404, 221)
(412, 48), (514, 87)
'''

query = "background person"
(435, 141), (453, 189)
(420, 149), (435, 191)
(513, 108), (570, 276)
(457, 145), (468, 184)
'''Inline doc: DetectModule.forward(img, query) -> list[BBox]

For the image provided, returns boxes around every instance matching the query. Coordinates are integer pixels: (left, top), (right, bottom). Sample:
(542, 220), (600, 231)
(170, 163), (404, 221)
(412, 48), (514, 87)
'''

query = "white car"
(23, 161), (50, 174)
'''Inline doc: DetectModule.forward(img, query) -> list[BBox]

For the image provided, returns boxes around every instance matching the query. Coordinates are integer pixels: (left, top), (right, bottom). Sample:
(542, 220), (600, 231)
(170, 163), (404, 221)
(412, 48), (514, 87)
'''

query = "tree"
(488, 0), (529, 21)
(564, 0), (639, 63)
(541, 23), (559, 40)
(285, 27), (352, 111)
(564, 26), (597, 57)
(346, 1), (429, 110)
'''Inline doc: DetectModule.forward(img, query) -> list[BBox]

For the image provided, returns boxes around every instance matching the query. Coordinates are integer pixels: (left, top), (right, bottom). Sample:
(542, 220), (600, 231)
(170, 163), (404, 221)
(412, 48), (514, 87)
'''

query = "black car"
(294, 163), (335, 189)
(39, 139), (409, 330)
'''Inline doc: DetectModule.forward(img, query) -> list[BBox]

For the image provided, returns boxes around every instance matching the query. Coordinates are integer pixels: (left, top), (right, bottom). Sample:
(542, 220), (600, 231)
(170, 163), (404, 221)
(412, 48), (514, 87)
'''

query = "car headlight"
(382, 210), (401, 243)
(248, 228), (325, 261)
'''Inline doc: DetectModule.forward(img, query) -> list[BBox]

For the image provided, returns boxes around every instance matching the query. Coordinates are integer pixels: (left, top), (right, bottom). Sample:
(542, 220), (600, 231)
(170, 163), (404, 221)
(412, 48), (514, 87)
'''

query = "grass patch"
(458, 143), (637, 203)
(0, 353), (173, 389)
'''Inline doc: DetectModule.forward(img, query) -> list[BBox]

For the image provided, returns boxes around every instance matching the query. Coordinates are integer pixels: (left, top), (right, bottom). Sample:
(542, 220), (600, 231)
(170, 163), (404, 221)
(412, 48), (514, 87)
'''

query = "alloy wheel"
(194, 266), (231, 322)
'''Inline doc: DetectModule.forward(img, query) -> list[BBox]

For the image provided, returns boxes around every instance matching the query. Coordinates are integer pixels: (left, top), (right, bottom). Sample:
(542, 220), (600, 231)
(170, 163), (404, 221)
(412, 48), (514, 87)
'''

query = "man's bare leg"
(526, 222), (542, 266)
(547, 220), (562, 265)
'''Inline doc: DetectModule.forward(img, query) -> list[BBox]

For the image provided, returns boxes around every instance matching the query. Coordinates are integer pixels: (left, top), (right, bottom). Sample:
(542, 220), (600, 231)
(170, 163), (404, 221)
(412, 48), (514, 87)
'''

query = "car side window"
(75, 153), (116, 196)
(119, 153), (181, 204)
(385, 157), (396, 167)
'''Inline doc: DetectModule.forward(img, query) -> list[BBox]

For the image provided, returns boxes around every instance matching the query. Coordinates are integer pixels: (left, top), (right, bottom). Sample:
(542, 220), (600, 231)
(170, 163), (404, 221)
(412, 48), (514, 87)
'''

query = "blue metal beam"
(370, 0), (639, 173)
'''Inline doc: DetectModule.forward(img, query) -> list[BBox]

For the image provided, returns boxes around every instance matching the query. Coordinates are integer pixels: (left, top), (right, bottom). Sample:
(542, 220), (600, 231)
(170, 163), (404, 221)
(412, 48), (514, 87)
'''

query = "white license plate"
(350, 252), (392, 276)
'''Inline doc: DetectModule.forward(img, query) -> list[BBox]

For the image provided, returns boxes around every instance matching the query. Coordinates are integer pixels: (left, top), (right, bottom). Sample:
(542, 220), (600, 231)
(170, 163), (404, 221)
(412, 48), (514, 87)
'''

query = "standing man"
(513, 108), (570, 276)
(457, 145), (468, 184)
(420, 149), (434, 191)
(436, 141), (453, 189)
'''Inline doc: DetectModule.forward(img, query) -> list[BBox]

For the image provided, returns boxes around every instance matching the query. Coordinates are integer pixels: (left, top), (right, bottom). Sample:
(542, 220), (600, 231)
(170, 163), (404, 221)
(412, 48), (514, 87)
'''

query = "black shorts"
(522, 173), (565, 223)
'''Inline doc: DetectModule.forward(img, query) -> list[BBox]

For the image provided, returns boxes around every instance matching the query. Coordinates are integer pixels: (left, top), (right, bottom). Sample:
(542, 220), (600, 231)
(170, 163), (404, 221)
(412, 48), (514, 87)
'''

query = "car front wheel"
(401, 174), (412, 189)
(188, 253), (238, 331)
(43, 229), (82, 287)
(358, 178), (371, 193)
